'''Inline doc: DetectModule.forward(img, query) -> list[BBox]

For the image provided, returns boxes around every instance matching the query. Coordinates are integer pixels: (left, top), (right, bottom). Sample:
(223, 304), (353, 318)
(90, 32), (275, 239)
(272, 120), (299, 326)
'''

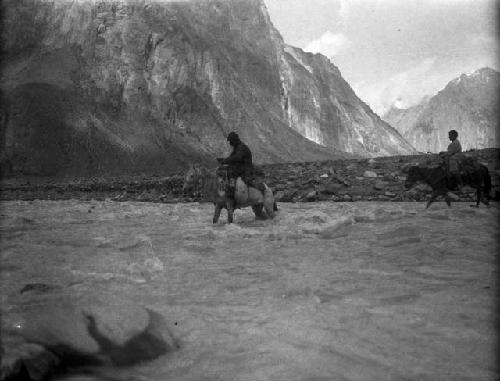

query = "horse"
(404, 161), (491, 209)
(183, 164), (277, 223)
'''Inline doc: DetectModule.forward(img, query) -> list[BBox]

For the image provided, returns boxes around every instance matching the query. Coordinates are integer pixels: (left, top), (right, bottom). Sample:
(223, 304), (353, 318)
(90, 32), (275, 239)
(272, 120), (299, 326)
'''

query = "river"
(1, 200), (498, 380)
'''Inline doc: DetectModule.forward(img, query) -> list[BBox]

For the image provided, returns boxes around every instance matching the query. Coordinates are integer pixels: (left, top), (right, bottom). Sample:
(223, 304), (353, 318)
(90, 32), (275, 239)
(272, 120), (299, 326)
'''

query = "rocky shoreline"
(1, 149), (499, 204)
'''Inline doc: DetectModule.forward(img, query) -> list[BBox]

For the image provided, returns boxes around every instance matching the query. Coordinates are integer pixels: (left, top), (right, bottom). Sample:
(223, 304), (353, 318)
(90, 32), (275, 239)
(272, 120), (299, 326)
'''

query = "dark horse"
(404, 163), (491, 208)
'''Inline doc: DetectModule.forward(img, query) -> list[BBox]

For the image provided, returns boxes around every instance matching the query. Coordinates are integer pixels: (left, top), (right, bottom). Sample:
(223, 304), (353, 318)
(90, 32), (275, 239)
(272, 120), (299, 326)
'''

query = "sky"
(263, 0), (499, 115)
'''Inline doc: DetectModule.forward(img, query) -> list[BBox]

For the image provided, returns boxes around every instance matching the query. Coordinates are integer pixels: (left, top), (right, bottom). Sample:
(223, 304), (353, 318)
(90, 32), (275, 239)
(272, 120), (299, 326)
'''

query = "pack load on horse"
(213, 164), (277, 223)
(404, 154), (491, 208)
(183, 131), (278, 223)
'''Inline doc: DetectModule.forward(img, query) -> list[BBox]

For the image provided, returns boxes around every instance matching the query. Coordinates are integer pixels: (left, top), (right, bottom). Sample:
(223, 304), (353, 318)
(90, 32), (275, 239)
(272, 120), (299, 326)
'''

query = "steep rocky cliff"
(383, 68), (499, 153)
(1, 0), (415, 177)
(279, 46), (415, 156)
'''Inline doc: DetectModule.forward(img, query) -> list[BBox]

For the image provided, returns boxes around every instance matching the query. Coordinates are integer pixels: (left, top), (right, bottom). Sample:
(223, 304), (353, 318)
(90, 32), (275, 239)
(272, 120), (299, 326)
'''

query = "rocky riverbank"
(1, 149), (499, 204)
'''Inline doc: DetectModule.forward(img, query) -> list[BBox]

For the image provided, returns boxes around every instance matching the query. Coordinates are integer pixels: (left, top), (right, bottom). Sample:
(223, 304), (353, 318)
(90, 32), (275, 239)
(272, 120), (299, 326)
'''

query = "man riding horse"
(405, 129), (491, 208)
(216, 131), (265, 201)
(445, 129), (463, 191)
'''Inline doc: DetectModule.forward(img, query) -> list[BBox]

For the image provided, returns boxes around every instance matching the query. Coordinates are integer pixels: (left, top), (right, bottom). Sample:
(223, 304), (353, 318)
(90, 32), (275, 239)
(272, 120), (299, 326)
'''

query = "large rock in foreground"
(1, 294), (178, 381)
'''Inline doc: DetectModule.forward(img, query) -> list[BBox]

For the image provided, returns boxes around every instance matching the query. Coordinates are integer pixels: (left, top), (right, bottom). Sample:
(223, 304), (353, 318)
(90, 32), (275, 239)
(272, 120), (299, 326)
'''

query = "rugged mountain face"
(1, 0), (415, 177)
(279, 46), (414, 156)
(383, 68), (500, 153)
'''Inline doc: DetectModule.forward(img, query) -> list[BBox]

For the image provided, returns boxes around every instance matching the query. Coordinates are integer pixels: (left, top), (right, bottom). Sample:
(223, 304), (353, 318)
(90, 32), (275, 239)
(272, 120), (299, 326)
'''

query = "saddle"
(216, 165), (267, 196)
(438, 153), (481, 176)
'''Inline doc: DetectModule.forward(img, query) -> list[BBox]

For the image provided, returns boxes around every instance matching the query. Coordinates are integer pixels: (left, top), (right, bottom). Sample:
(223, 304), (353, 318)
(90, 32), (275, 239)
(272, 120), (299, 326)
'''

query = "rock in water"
(1, 295), (178, 380)
(363, 170), (378, 178)
(0, 335), (60, 381)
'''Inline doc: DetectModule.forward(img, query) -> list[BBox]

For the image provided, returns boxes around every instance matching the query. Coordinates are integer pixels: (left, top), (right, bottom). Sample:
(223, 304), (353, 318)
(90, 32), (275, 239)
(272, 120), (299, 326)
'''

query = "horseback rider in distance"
(216, 131), (264, 200)
(446, 129), (463, 191)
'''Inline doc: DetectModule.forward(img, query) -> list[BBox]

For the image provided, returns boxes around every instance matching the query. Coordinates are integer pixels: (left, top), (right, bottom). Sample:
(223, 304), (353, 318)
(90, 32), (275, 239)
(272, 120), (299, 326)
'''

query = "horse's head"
(183, 164), (222, 200)
(404, 166), (421, 189)
(182, 164), (199, 194)
(214, 168), (229, 193)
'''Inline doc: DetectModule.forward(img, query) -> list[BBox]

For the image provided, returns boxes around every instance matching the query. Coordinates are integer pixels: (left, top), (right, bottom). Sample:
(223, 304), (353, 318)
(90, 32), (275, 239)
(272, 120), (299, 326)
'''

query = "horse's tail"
(262, 183), (278, 211)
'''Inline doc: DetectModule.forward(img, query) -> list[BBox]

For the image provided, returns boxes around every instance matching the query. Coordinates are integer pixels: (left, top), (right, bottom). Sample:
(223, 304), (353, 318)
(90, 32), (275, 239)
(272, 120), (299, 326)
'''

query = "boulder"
(0, 335), (59, 381)
(318, 216), (353, 239)
(279, 189), (298, 202)
(318, 183), (343, 195)
(363, 170), (378, 178)
(274, 190), (285, 201)
(374, 181), (387, 190)
(305, 190), (318, 201)
(2, 294), (178, 380)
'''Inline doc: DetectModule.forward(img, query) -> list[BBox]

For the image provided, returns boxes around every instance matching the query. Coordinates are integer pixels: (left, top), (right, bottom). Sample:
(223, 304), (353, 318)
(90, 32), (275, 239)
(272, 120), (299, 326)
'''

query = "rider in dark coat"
(217, 131), (253, 181)
(217, 132), (265, 198)
(446, 130), (463, 190)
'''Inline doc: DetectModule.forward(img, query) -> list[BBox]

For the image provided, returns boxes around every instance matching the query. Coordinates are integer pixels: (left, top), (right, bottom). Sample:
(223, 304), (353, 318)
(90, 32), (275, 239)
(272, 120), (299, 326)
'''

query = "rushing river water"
(1, 200), (498, 380)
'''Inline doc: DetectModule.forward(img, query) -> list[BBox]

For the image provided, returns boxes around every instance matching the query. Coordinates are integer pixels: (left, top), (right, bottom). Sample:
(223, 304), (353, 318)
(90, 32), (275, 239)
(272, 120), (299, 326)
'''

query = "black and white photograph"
(1, 0), (498, 380)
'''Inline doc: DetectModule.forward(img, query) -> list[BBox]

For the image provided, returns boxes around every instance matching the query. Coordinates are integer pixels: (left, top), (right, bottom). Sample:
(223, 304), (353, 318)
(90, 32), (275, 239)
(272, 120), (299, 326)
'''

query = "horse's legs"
(251, 204), (264, 219)
(475, 187), (481, 207)
(213, 204), (222, 224)
(444, 193), (451, 207)
(226, 200), (235, 223)
(426, 192), (438, 209)
(481, 187), (490, 205)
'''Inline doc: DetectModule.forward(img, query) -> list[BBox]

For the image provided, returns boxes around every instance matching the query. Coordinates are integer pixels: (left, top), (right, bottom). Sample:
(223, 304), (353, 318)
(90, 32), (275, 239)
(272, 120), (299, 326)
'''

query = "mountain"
(0, 0), (415, 177)
(383, 68), (500, 153)
(279, 46), (414, 157)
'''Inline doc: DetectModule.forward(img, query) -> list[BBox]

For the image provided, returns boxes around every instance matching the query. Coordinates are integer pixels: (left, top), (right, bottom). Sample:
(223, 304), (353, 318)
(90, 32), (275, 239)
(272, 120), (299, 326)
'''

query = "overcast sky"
(263, 0), (499, 115)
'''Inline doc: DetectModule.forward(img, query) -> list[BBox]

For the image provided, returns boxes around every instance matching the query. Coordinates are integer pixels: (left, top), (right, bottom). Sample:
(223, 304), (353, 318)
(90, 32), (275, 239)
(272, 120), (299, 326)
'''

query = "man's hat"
(226, 131), (240, 143)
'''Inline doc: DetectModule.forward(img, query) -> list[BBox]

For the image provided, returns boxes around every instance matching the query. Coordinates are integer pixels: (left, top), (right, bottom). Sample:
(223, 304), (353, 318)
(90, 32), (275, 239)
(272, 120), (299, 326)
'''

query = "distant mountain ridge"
(1, 0), (415, 177)
(383, 67), (499, 153)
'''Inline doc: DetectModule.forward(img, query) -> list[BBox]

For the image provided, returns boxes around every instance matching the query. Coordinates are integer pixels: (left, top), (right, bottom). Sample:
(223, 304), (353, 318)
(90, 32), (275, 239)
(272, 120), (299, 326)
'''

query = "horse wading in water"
(404, 158), (491, 208)
(183, 165), (277, 223)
